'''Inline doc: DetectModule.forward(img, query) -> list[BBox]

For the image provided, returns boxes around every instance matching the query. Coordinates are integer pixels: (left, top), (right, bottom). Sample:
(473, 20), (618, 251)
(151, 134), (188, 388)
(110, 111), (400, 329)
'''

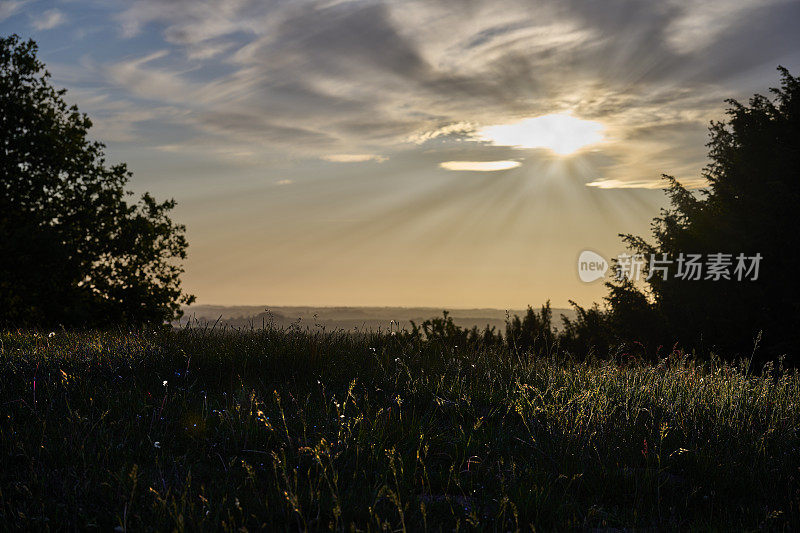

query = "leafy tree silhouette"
(0, 35), (194, 327)
(608, 67), (800, 362)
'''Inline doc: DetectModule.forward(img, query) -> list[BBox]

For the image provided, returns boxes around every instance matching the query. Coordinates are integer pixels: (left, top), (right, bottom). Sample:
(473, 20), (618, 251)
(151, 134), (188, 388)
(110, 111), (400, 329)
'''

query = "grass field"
(1, 327), (799, 530)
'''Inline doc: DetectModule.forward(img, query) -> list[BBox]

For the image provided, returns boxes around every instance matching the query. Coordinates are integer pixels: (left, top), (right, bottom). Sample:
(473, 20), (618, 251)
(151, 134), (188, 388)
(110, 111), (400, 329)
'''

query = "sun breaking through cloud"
(477, 114), (605, 155)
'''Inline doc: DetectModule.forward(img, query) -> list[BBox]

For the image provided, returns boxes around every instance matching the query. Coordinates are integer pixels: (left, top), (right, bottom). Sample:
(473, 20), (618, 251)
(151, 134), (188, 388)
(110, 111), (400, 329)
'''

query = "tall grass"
(1, 327), (798, 530)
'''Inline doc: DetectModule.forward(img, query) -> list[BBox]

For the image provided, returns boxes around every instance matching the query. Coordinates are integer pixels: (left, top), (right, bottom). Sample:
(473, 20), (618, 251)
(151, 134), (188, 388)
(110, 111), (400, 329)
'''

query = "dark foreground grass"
(1, 328), (799, 531)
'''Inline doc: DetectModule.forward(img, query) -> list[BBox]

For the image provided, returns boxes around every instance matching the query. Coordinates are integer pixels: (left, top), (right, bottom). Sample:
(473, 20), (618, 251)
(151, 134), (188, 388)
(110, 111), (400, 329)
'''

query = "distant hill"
(178, 305), (577, 333)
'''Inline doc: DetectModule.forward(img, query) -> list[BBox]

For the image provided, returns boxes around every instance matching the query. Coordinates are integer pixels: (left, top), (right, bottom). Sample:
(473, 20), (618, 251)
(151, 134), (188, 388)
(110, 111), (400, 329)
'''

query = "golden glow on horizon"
(439, 160), (522, 171)
(478, 114), (605, 155)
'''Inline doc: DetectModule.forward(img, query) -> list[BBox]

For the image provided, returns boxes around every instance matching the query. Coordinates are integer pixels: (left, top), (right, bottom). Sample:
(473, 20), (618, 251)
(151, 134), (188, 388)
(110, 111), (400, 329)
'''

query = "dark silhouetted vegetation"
(604, 67), (800, 363)
(0, 35), (193, 328)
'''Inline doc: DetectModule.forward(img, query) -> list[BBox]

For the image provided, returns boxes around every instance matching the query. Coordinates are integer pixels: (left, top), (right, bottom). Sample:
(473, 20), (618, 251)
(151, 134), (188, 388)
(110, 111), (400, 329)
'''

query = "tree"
(505, 301), (556, 356)
(0, 35), (194, 327)
(559, 301), (612, 360)
(609, 67), (800, 361)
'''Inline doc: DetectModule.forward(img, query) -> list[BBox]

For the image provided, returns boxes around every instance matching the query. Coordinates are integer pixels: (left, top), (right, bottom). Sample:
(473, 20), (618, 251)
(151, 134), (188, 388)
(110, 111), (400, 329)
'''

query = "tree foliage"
(609, 67), (800, 360)
(0, 35), (194, 327)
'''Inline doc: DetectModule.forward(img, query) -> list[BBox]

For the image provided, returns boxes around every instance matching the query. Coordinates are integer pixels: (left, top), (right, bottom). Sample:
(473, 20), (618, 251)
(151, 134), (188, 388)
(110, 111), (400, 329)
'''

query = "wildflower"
(162, 380), (168, 387)
(154, 441), (161, 449)
(48, 332), (55, 338)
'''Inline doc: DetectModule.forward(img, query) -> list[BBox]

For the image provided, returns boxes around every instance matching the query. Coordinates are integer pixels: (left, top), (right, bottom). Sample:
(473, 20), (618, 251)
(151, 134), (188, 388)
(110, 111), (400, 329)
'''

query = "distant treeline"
(398, 303), (638, 363)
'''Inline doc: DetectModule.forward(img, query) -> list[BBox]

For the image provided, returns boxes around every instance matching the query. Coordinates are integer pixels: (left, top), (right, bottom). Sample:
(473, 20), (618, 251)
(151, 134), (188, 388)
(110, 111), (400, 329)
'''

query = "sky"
(2, 0), (799, 309)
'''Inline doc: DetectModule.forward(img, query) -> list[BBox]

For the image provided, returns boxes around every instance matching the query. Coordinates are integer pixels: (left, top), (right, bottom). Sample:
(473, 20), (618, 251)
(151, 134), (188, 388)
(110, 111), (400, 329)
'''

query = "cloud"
(198, 111), (335, 147)
(186, 41), (234, 61)
(32, 8), (65, 30)
(105, 50), (191, 102)
(322, 154), (387, 163)
(275, 179), (293, 185)
(440, 161), (521, 172)
(57, 87), (187, 143)
(586, 177), (708, 189)
(74, 0), (798, 177)
(118, 0), (264, 41)
(664, 0), (791, 54)
(408, 122), (474, 144)
(0, 0), (25, 22)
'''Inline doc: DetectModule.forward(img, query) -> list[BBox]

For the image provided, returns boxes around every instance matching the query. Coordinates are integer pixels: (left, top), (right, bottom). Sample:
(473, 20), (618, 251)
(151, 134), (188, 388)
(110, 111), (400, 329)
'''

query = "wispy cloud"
(105, 50), (189, 102)
(32, 8), (65, 30)
(408, 122), (474, 144)
(440, 160), (521, 172)
(0, 0), (26, 22)
(664, 0), (791, 54)
(322, 154), (387, 163)
(586, 177), (709, 189)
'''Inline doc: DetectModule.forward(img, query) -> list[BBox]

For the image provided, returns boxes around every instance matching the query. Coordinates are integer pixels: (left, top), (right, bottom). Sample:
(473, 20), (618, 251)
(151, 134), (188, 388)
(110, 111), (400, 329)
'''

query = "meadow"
(1, 326), (799, 530)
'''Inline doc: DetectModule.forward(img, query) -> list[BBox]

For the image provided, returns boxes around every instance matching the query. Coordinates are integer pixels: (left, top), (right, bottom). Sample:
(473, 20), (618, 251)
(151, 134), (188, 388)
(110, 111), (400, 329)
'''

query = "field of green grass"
(1, 327), (799, 530)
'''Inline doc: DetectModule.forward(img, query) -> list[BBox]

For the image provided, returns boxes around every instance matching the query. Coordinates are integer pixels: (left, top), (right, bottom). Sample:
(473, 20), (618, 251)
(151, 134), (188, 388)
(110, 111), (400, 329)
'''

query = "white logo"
(578, 250), (608, 282)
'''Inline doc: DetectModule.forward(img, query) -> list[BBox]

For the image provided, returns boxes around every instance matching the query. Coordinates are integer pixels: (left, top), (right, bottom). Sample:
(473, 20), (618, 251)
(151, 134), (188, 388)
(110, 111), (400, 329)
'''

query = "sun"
(477, 113), (605, 155)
